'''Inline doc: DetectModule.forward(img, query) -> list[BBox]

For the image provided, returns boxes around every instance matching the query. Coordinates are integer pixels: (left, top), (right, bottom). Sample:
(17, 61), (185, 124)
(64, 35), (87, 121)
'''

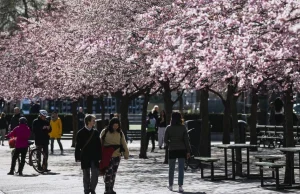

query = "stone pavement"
(0, 140), (298, 194)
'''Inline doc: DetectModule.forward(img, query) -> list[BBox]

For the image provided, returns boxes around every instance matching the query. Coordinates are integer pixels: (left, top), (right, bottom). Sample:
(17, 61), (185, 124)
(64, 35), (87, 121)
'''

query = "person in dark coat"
(75, 114), (102, 194)
(30, 101), (41, 114)
(0, 112), (8, 146)
(77, 107), (85, 130)
(9, 107), (21, 132)
(32, 110), (52, 172)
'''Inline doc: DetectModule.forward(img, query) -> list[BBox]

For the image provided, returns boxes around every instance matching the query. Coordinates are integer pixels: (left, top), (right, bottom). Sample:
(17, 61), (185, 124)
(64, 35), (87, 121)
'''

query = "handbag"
(9, 137), (16, 148)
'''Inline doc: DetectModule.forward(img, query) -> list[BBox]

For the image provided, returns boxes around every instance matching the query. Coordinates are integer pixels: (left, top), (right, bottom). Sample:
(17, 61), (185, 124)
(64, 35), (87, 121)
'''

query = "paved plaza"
(0, 139), (299, 194)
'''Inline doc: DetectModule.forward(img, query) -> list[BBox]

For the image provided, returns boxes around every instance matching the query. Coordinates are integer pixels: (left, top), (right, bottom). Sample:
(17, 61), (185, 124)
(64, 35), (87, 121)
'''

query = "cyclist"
(6, 117), (30, 176)
(32, 110), (51, 172)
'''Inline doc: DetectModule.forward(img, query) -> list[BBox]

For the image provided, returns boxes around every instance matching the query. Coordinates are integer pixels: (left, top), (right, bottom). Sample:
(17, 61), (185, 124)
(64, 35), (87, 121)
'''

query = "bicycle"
(11, 140), (46, 174)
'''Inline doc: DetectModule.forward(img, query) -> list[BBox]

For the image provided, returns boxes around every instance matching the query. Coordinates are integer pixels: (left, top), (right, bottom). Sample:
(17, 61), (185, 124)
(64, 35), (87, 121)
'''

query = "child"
(6, 117), (31, 176)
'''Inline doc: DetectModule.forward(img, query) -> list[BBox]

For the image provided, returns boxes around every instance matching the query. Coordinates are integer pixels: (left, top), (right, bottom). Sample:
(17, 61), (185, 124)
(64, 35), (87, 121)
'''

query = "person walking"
(7, 117), (30, 176)
(158, 110), (166, 149)
(32, 110), (52, 172)
(9, 107), (21, 132)
(75, 114), (102, 194)
(0, 112), (8, 146)
(146, 112), (157, 152)
(100, 117), (129, 194)
(49, 111), (63, 155)
(164, 112), (191, 193)
(77, 107), (85, 130)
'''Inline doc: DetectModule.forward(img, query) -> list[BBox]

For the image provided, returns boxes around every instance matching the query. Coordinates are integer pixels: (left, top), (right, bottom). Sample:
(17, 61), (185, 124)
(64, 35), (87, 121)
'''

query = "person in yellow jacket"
(49, 111), (63, 155)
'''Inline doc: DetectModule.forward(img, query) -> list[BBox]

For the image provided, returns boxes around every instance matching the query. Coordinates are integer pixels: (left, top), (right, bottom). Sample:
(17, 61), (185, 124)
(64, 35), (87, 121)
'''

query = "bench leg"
(271, 160), (275, 178)
(275, 168), (280, 190)
(200, 161), (204, 178)
(211, 162), (214, 181)
(260, 167), (264, 187)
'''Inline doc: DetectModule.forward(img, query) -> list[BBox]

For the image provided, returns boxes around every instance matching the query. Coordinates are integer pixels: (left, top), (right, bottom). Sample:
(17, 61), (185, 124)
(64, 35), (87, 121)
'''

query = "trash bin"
(238, 120), (247, 143)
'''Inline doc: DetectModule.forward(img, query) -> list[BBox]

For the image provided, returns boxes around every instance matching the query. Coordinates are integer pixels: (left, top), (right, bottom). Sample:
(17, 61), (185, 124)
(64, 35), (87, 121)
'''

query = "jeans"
(158, 127), (165, 147)
(146, 131), (155, 151)
(169, 158), (185, 186)
(36, 144), (49, 169)
(0, 129), (5, 143)
(83, 161), (99, 194)
(50, 138), (63, 152)
(10, 148), (27, 173)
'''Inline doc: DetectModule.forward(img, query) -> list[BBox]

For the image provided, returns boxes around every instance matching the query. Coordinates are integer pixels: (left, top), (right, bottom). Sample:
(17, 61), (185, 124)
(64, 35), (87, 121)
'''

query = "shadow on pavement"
(42, 172), (60, 175)
(22, 174), (39, 177)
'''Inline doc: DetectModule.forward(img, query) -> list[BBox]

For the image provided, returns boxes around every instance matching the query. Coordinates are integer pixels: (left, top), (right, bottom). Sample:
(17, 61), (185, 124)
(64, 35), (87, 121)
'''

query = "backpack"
(148, 118), (156, 128)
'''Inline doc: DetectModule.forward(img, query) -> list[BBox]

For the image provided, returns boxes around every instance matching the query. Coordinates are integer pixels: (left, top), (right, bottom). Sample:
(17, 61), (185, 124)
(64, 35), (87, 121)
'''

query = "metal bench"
(195, 157), (221, 181)
(255, 162), (285, 190)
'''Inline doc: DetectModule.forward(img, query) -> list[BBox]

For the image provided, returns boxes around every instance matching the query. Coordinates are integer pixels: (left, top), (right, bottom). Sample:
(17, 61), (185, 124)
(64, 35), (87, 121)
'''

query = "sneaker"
(167, 186), (173, 191)
(18, 172), (23, 176)
(7, 171), (14, 175)
(179, 186), (184, 193)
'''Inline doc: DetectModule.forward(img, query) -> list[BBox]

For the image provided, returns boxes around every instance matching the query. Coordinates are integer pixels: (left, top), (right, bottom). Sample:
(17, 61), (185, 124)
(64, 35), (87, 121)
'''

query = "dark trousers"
(83, 161), (99, 194)
(10, 148), (27, 173)
(36, 144), (49, 169)
(50, 138), (63, 152)
(146, 131), (156, 151)
(104, 157), (120, 191)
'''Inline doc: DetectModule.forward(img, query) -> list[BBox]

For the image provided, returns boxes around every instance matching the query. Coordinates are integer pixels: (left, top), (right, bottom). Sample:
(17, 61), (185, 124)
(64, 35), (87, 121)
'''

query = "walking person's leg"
(82, 168), (91, 194)
(158, 127), (163, 148)
(151, 132), (155, 152)
(50, 138), (54, 154)
(42, 144), (49, 171)
(178, 158), (185, 192)
(146, 132), (150, 152)
(168, 158), (176, 190)
(18, 148), (28, 176)
(0, 129), (5, 145)
(8, 148), (20, 174)
(90, 161), (99, 194)
(104, 157), (120, 193)
(110, 157), (121, 192)
(57, 138), (63, 154)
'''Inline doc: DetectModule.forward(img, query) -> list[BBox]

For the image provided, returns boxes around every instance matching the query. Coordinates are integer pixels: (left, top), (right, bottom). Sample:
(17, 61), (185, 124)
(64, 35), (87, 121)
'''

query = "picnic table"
(213, 144), (258, 180)
(278, 147), (300, 186)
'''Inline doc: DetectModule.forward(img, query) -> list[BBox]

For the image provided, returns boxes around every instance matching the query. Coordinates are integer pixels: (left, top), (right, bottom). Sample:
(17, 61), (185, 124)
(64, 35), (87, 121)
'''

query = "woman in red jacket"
(7, 117), (31, 176)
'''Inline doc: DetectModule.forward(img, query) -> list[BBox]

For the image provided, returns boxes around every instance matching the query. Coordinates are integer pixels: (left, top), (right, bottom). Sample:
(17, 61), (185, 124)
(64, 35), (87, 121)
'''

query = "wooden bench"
(254, 155), (283, 178)
(195, 157), (221, 181)
(255, 162), (285, 190)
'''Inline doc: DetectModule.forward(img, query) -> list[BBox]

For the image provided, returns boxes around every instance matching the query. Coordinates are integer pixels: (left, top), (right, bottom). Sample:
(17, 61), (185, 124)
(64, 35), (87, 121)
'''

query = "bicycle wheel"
(30, 148), (45, 173)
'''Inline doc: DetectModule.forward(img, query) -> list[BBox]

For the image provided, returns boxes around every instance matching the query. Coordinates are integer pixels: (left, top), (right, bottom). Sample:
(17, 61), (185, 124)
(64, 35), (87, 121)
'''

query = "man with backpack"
(146, 112), (157, 152)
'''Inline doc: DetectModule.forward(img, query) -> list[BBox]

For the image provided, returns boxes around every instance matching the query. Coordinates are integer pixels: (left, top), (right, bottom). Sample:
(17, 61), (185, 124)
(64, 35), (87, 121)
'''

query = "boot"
(7, 171), (14, 175)
(18, 162), (25, 176)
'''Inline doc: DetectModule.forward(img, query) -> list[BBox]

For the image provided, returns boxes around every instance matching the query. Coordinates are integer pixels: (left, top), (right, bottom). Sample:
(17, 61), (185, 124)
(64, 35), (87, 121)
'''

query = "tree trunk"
(250, 89), (258, 151)
(199, 88), (210, 157)
(222, 85), (233, 144)
(100, 96), (106, 129)
(284, 87), (295, 184)
(86, 95), (93, 114)
(178, 91), (184, 114)
(22, 0), (29, 18)
(120, 96), (130, 142)
(231, 94), (242, 175)
(71, 101), (78, 147)
(163, 86), (173, 125)
(196, 90), (201, 114)
(140, 92), (150, 159)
